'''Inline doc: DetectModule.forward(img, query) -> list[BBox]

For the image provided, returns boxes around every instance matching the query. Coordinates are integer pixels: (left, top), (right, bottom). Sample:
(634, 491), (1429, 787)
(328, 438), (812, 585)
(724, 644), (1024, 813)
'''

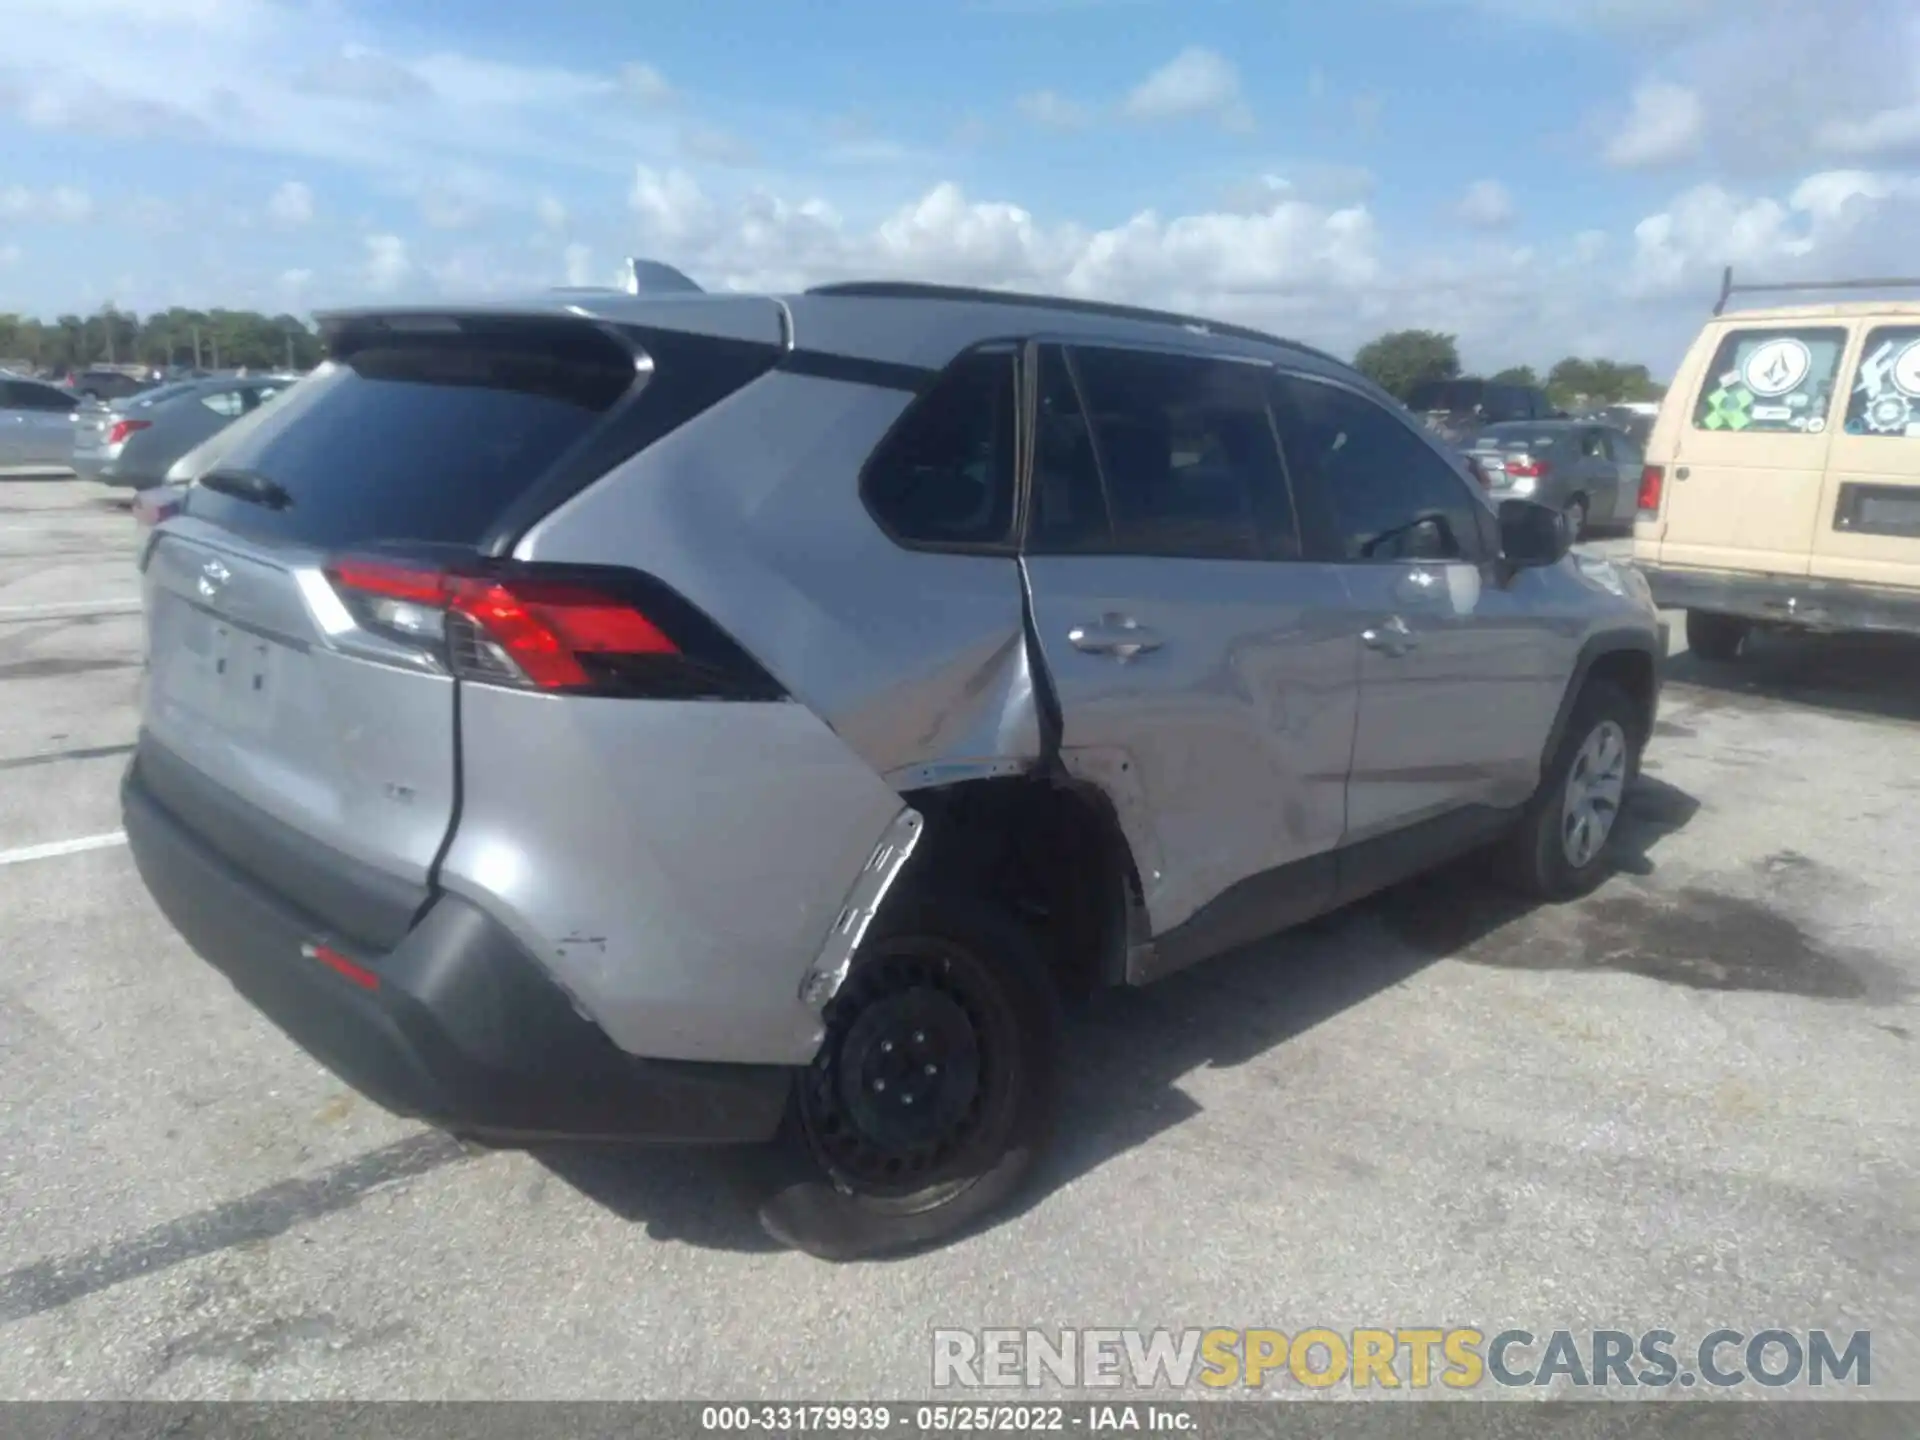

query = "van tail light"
(106, 418), (151, 447)
(324, 555), (786, 701)
(1637, 465), (1665, 518)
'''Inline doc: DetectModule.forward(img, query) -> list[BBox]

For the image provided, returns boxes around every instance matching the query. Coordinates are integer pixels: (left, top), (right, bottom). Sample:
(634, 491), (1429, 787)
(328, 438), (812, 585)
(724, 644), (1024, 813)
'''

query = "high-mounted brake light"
(325, 556), (689, 694)
(1637, 464), (1665, 517)
(106, 418), (151, 447)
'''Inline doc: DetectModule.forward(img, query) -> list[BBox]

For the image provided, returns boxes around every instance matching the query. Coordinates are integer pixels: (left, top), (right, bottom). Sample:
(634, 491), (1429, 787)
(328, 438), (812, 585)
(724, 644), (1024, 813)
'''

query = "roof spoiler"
(1714, 265), (1920, 316)
(550, 257), (704, 298)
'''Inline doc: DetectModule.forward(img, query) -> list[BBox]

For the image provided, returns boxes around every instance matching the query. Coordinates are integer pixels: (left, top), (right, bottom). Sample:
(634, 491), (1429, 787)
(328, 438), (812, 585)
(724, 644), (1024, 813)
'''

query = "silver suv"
(123, 280), (1662, 1259)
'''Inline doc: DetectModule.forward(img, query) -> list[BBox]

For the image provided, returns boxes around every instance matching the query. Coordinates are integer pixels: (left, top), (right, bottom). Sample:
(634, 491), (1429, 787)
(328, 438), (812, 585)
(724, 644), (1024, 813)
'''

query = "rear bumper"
(122, 756), (792, 1145)
(1643, 563), (1920, 637)
(75, 457), (160, 490)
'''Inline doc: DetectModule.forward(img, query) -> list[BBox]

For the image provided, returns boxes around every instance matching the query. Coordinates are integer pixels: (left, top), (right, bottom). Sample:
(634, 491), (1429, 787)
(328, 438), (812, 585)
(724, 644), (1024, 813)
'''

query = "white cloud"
(680, 125), (758, 167)
(563, 242), (594, 286)
(536, 194), (569, 232)
(1625, 169), (1920, 299)
(619, 62), (675, 107)
(629, 166), (712, 245)
(1603, 82), (1704, 169)
(1123, 47), (1253, 132)
(1457, 179), (1516, 230)
(0, 184), (95, 223)
(364, 233), (411, 291)
(1818, 104), (1920, 162)
(1016, 90), (1091, 130)
(0, 244), (21, 267)
(295, 46), (431, 104)
(266, 180), (314, 227)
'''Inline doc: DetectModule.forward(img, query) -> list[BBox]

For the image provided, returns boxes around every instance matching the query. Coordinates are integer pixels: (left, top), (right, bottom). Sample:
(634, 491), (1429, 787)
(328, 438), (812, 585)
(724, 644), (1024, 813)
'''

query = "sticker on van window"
(1846, 329), (1920, 437)
(1694, 328), (1846, 435)
(1742, 338), (1812, 397)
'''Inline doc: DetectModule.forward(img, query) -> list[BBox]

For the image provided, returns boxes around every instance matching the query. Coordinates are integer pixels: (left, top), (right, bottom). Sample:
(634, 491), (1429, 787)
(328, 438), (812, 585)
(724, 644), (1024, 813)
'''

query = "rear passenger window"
(862, 346), (1017, 548)
(1271, 374), (1484, 563)
(1028, 345), (1298, 561)
(1844, 326), (1920, 438)
(200, 391), (246, 418)
(1692, 328), (1847, 434)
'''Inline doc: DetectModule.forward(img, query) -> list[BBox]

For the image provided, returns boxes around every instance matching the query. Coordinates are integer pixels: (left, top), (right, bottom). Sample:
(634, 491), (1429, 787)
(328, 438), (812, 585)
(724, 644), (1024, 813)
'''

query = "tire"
(1685, 610), (1748, 662)
(756, 892), (1061, 1261)
(1498, 680), (1641, 901)
(1563, 495), (1589, 542)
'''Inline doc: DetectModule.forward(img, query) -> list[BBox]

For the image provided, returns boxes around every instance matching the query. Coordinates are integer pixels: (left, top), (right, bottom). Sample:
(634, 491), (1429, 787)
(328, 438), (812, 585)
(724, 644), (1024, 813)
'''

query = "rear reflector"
(1637, 465), (1665, 517)
(303, 941), (380, 991)
(106, 419), (151, 447)
(325, 554), (781, 700)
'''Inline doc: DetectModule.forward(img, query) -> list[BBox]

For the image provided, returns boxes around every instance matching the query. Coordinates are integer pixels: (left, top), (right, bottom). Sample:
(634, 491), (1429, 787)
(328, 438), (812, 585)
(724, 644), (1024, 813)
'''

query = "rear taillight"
(106, 418), (151, 447)
(1503, 457), (1550, 479)
(1637, 465), (1665, 517)
(325, 556), (782, 701)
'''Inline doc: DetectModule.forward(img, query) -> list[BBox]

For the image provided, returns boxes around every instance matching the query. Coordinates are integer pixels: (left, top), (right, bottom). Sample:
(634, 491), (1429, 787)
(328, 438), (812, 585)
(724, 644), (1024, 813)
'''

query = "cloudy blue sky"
(1, 0), (1916, 375)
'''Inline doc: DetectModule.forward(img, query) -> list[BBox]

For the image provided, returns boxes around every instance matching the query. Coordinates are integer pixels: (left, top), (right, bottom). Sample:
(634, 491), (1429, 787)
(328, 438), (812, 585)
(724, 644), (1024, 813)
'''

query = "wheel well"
(1585, 647), (1657, 746)
(896, 775), (1142, 1001)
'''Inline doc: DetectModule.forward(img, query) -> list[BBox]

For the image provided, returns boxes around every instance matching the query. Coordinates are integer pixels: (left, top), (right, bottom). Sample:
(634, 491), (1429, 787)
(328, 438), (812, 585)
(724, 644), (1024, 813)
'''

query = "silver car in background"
(75, 374), (297, 492)
(0, 373), (84, 475)
(1466, 418), (1648, 538)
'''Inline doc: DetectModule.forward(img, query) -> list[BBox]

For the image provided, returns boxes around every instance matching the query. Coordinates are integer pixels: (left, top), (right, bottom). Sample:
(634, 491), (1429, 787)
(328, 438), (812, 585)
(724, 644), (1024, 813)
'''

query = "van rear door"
(1657, 321), (1851, 576)
(1811, 320), (1920, 590)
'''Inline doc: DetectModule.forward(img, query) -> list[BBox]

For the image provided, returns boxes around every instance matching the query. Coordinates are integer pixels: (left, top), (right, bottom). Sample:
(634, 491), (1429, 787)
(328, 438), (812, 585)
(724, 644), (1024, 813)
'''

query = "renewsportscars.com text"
(931, 1327), (1872, 1391)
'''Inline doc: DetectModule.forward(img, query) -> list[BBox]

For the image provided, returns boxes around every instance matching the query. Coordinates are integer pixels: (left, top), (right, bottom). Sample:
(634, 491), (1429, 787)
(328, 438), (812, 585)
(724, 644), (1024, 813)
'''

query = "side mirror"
(1499, 498), (1571, 568)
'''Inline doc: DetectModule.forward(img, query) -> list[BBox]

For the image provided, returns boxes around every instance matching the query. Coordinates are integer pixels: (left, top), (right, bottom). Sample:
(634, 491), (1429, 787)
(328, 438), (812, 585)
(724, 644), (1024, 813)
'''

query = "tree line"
(0, 307), (326, 374)
(1353, 329), (1665, 409)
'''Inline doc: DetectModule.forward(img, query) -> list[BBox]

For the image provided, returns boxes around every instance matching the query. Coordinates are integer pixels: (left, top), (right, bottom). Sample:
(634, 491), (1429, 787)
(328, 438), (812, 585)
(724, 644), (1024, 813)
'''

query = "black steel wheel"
(760, 893), (1060, 1259)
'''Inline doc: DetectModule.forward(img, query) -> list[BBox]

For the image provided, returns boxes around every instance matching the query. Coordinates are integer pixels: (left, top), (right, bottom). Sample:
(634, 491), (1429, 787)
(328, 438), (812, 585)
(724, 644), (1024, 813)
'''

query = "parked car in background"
(72, 368), (157, 403)
(1468, 419), (1646, 538)
(75, 373), (298, 492)
(0, 374), (83, 475)
(1407, 378), (1559, 448)
(1635, 270), (1920, 659)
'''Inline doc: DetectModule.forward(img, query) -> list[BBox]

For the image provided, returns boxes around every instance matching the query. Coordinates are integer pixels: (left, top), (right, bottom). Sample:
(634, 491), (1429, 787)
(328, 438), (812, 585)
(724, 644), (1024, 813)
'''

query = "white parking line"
(0, 832), (128, 866)
(0, 599), (142, 619)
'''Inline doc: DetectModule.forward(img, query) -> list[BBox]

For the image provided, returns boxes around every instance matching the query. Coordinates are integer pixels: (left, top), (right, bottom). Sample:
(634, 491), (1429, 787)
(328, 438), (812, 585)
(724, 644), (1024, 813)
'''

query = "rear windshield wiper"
(198, 467), (294, 511)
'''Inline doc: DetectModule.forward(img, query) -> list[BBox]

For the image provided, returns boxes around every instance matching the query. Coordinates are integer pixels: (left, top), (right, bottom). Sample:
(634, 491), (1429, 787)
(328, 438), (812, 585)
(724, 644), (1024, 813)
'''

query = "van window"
(1843, 326), (1920, 438)
(1692, 328), (1847, 434)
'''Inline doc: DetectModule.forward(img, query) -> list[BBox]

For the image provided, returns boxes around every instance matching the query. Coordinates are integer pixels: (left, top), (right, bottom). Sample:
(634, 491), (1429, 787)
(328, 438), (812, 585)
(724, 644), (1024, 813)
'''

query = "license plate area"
(173, 606), (286, 737)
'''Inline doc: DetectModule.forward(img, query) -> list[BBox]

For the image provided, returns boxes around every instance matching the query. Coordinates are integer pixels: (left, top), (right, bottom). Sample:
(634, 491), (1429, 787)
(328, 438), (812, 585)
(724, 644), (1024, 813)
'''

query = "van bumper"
(1642, 564), (1920, 637)
(121, 756), (793, 1146)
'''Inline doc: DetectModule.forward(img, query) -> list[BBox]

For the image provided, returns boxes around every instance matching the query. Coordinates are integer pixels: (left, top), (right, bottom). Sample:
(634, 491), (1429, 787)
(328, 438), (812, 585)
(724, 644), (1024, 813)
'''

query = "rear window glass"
(1692, 328), (1846, 434)
(1472, 427), (1558, 451)
(1407, 382), (1484, 412)
(180, 321), (738, 550)
(1844, 326), (1920, 438)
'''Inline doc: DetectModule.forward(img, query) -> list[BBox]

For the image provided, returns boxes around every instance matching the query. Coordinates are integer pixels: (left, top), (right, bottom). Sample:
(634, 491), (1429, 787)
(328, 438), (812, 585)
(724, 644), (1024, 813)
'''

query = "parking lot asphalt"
(0, 477), (1914, 1401)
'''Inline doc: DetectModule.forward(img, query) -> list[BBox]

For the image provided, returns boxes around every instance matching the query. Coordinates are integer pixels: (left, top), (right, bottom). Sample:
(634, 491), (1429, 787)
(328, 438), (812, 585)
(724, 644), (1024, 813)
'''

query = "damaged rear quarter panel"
(515, 368), (1042, 785)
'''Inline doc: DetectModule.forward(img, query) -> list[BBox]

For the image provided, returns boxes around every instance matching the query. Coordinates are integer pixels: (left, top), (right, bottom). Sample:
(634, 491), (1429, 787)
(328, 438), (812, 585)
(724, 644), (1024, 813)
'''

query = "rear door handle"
(1362, 615), (1418, 657)
(1068, 614), (1163, 662)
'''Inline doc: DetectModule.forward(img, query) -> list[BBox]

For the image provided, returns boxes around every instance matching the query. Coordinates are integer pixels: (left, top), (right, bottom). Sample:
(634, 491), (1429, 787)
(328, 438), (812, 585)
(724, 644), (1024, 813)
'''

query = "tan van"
(1633, 270), (1920, 659)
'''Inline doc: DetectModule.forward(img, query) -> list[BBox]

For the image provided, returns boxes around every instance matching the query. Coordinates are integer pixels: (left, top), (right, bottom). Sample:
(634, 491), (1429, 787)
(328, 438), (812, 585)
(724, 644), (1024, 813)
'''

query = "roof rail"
(1713, 265), (1920, 316)
(805, 280), (1346, 367)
